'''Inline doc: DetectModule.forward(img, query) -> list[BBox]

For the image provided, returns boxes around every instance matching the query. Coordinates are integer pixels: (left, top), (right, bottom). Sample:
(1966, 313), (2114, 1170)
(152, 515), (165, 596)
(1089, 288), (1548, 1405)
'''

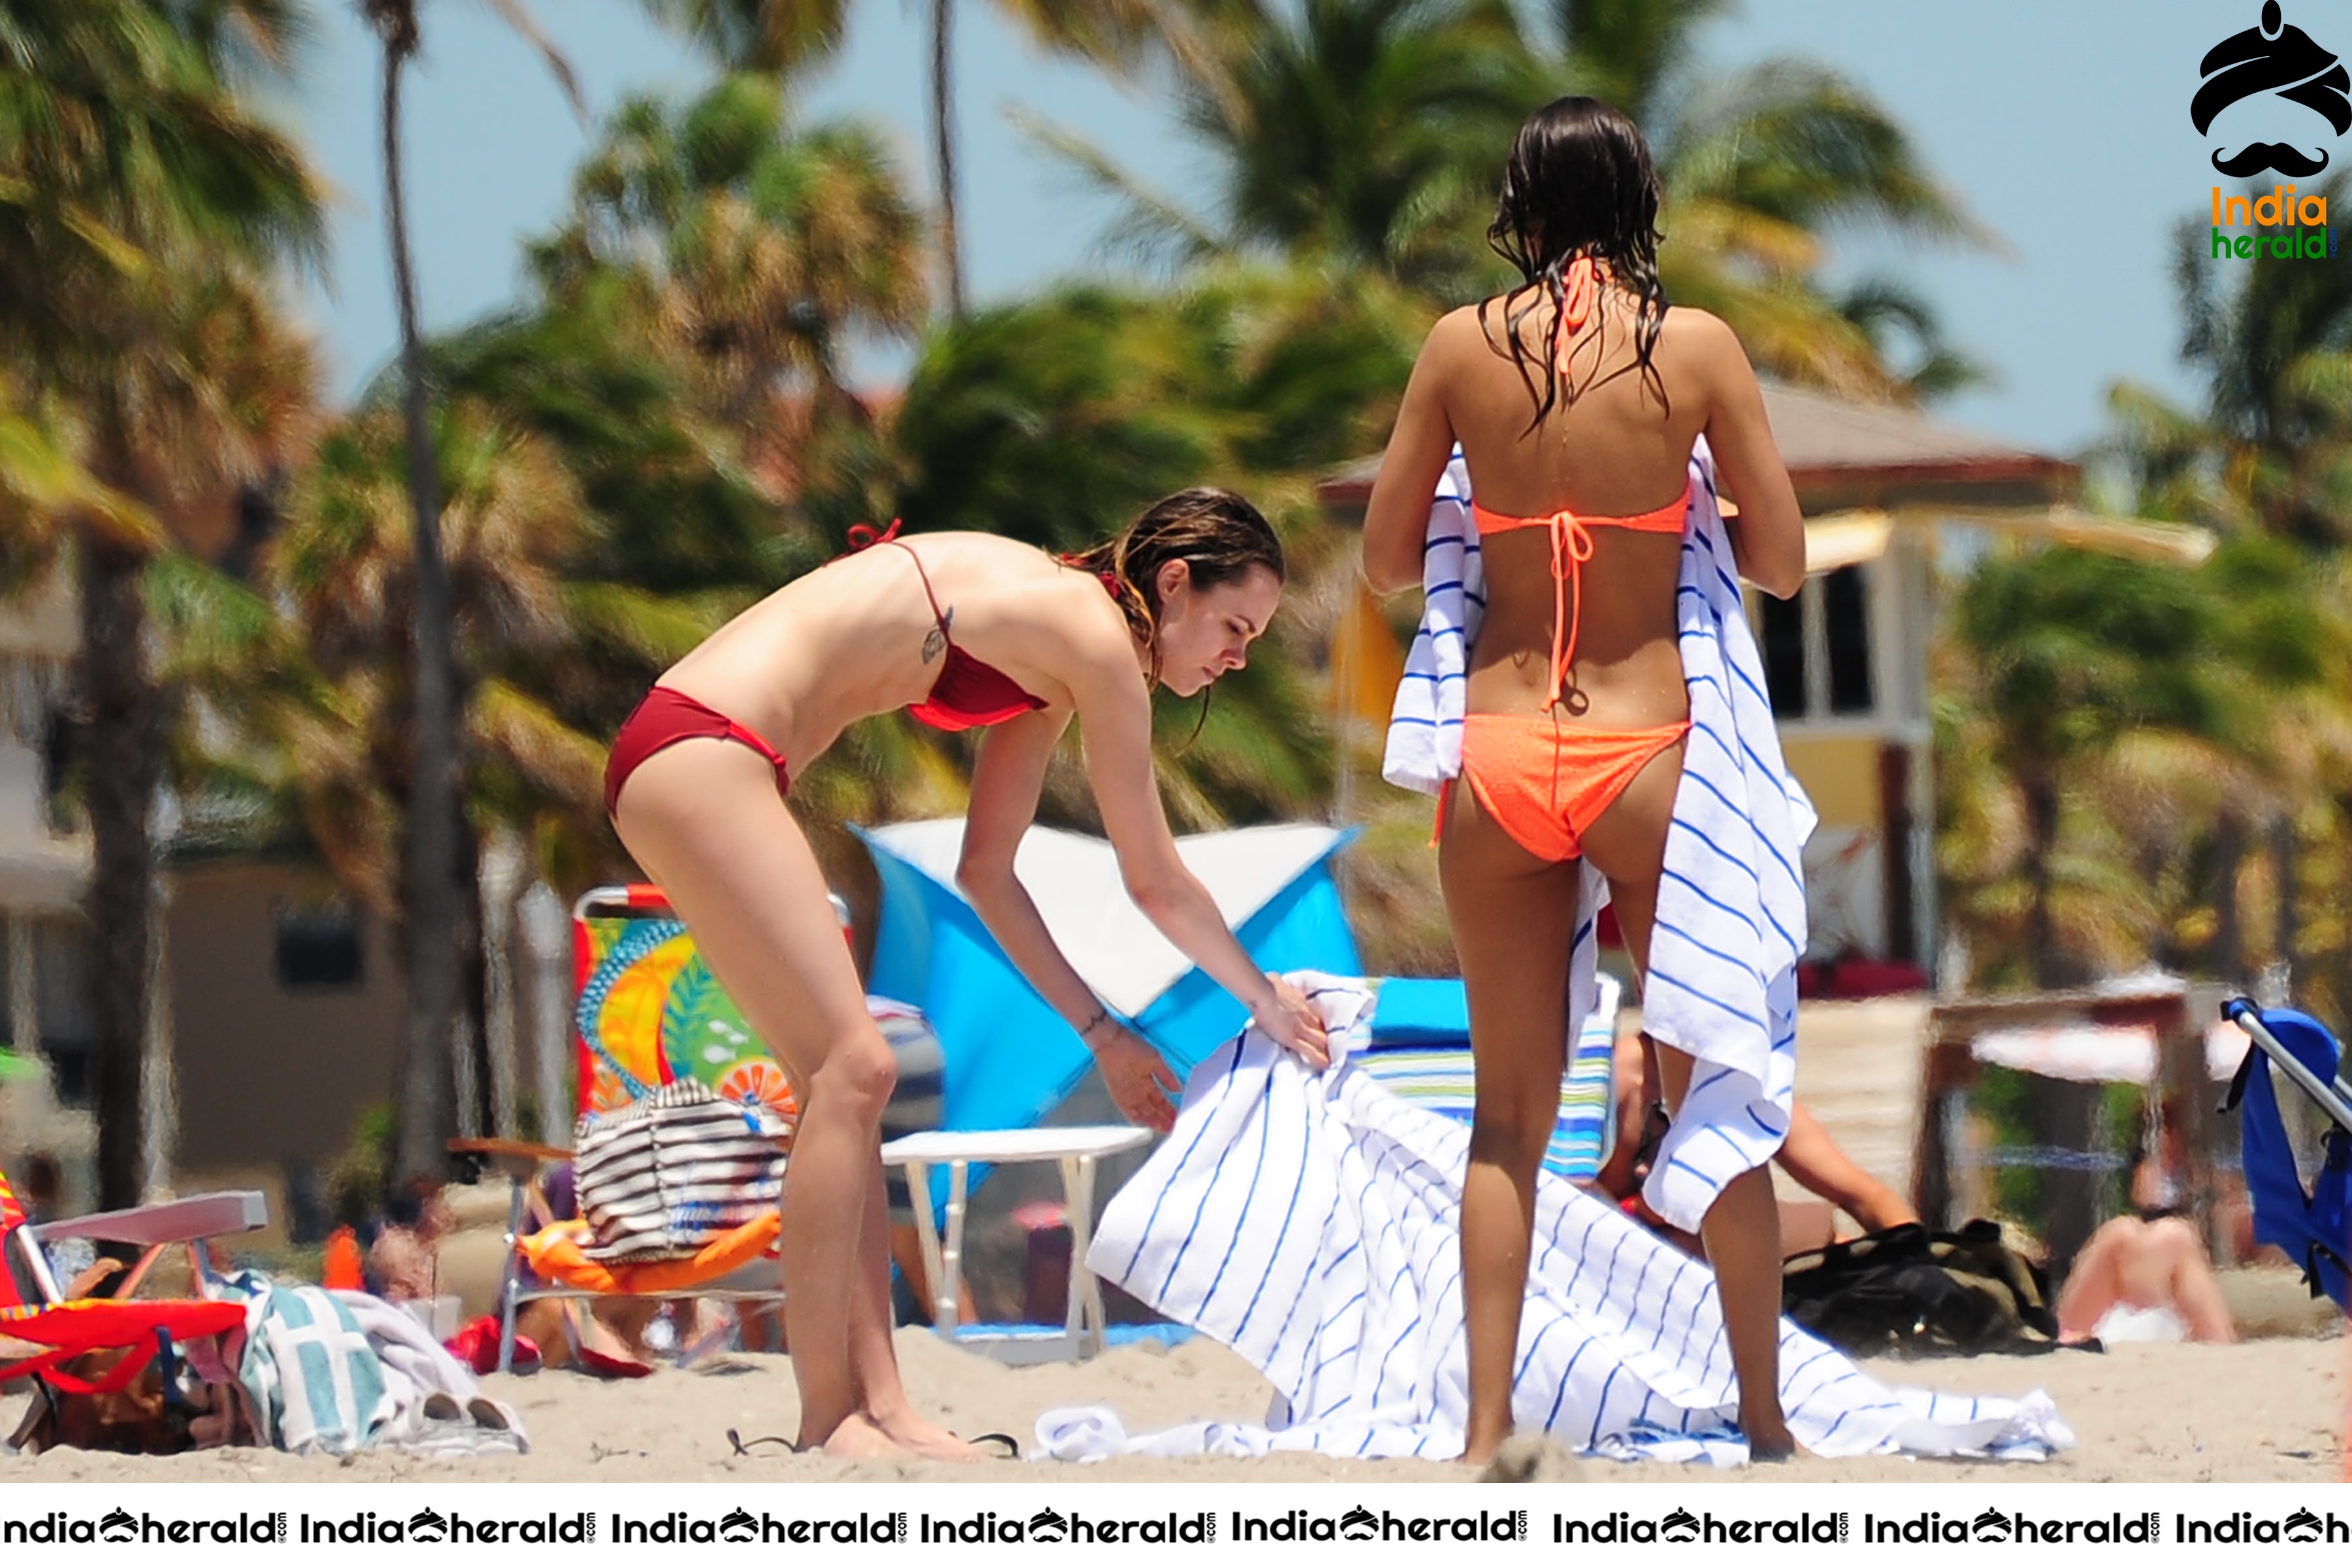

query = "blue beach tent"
(857, 819), (1360, 1134)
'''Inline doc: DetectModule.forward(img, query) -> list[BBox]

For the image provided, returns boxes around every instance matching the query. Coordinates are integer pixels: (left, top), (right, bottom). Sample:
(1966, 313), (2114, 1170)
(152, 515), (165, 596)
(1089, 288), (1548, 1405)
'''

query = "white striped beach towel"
(1045, 980), (2070, 1465)
(1378, 442), (1814, 1233)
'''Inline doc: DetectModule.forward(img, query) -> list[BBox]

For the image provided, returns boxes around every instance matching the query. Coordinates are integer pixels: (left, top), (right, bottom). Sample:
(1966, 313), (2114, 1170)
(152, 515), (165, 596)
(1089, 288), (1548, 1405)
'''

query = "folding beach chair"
(1, 1168), (265, 1444)
(451, 883), (798, 1373)
(1355, 973), (1621, 1183)
(2217, 999), (2352, 1316)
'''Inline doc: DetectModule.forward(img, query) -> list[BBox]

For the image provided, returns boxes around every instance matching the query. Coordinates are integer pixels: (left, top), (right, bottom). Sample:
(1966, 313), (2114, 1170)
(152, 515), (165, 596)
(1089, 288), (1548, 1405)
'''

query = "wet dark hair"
(1065, 487), (1283, 693)
(1482, 96), (1669, 430)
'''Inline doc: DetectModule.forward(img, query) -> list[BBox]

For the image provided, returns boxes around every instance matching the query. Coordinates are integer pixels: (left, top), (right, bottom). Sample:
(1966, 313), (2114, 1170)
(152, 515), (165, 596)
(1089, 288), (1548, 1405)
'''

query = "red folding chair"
(1, 1168), (263, 1437)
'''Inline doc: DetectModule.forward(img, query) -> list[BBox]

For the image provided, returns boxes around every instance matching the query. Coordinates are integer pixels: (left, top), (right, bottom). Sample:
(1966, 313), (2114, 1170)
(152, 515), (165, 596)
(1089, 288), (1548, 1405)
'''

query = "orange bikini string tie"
(1544, 510), (1597, 711)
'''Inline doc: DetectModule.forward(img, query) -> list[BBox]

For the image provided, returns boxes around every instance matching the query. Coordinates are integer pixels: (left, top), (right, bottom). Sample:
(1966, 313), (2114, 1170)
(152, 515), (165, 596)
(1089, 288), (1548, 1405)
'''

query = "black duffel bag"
(1779, 1218), (2065, 1357)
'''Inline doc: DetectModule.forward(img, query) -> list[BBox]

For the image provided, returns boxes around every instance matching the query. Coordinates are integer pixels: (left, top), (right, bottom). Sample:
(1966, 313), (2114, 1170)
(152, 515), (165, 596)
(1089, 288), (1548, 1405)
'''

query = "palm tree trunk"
(2021, 766), (2065, 990)
(79, 397), (159, 1213)
(931, 0), (966, 319)
(379, 36), (463, 1186)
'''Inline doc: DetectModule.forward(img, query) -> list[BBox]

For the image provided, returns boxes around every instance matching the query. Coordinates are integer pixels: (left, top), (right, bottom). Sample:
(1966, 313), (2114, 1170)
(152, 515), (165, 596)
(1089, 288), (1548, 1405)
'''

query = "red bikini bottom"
(604, 686), (792, 819)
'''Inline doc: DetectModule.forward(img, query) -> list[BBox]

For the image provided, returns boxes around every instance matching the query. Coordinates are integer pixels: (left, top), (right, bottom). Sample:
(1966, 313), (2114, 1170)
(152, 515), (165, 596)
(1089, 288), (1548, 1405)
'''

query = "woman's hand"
(1252, 974), (1331, 1069)
(1090, 1025), (1183, 1134)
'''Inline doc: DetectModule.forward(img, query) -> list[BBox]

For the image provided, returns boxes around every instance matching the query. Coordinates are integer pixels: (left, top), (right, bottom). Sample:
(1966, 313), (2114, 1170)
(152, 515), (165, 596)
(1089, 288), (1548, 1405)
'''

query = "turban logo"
(2195, 3), (2351, 176)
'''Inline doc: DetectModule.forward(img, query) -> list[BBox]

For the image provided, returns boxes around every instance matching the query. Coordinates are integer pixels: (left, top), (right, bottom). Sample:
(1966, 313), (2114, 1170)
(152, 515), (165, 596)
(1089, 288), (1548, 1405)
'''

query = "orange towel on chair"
(518, 1213), (781, 1296)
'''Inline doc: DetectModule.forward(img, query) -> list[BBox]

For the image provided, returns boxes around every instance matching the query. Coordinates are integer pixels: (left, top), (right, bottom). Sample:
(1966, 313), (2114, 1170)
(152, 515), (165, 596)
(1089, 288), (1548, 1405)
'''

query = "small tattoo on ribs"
(921, 608), (952, 664)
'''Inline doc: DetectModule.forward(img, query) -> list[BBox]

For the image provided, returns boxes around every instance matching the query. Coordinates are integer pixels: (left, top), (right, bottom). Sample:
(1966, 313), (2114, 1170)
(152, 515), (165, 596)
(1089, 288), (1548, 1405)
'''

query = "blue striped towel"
(1054, 979), (2072, 1465)
(1378, 443), (1816, 1233)
(1356, 974), (1619, 1184)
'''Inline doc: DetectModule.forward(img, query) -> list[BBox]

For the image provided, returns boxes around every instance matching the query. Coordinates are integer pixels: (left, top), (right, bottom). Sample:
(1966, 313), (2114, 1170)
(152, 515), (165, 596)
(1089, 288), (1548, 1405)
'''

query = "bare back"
(657, 533), (1122, 769)
(1362, 287), (1805, 730)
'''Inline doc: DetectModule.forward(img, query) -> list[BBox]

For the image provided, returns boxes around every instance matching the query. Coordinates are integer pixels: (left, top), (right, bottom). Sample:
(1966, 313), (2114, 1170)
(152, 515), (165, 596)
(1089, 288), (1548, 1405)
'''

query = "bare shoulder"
(1037, 561), (1141, 663)
(1656, 305), (1744, 364)
(1420, 302), (1492, 365)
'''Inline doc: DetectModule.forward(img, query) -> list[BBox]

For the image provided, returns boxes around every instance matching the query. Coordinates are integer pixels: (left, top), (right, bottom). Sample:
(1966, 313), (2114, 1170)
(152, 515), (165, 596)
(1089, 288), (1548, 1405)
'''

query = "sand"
(2, 1324), (2341, 1485)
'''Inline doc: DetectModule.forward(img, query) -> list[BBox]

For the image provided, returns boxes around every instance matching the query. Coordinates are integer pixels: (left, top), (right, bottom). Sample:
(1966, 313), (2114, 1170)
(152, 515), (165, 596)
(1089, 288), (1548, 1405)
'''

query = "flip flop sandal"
(727, 1428), (807, 1456)
(970, 1431), (1021, 1460)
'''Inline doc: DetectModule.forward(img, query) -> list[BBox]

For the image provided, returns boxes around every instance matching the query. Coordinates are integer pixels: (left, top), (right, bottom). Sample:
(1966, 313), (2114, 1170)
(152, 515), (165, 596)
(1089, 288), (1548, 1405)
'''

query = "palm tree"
(256, 397), (730, 1134)
(356, 0), (587, 1184)
(650, 0), (1156, 319)
(532, 73), (926, 532)
(2082, 185), (2352, 1016)
(1942, 540), (2321, 990)
(0, 0), (322, 1209)
(1042, 0), (1985, 394)
(1027, 0), (1529, 299)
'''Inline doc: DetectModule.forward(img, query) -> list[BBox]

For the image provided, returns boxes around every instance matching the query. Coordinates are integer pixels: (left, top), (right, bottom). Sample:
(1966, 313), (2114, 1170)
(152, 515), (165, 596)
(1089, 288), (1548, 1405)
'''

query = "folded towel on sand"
(1038, 979), (2073, 1467)
(221, 1277), (525, 1458)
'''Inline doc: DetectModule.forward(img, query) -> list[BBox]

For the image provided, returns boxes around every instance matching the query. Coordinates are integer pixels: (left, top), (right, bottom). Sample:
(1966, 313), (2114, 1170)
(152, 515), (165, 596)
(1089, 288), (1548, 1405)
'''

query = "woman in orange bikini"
(1362, 98), (1806, 1463)
(606, 489), (1330, 1460)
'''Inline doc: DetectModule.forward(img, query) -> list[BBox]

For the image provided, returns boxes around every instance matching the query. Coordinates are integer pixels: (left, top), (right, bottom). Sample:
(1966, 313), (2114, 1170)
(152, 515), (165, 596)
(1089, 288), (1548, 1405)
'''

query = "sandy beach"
(3, 1323), (2340, 1485)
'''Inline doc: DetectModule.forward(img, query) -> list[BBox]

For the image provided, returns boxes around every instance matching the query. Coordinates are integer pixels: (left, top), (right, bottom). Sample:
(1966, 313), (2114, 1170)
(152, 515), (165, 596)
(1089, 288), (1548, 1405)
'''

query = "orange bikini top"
(1471, 483), (1691, 708)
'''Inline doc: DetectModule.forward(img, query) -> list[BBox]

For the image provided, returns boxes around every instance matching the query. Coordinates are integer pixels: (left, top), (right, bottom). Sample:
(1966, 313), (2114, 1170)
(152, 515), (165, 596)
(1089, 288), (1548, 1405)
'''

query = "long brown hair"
(1482, 96), (1670, 431)
(1064, 487), (1283, 691)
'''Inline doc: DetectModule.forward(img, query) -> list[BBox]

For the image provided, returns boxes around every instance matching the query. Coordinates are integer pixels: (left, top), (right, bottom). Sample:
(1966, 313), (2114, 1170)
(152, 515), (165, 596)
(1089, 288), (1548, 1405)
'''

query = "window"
(1759, 593), (1808, 717)
(1755, 566), (1876, 722)
(275, 903), (364, 991)
(1824, 566), (1875, 715)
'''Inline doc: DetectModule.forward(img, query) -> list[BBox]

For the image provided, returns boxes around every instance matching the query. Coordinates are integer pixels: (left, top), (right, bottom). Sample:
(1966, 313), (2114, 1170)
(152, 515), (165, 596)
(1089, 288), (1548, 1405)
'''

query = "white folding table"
(879, 1125), (1151, 1363)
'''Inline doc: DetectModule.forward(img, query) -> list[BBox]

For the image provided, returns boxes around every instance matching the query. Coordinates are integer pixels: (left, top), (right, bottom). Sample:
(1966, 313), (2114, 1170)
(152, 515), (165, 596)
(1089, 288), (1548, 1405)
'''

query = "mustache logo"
(2212, 141), (2332, 176)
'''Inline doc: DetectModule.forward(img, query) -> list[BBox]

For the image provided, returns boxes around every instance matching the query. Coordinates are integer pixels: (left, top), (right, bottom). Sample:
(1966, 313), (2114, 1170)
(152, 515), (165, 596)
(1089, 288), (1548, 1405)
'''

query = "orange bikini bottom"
(1446, 713), (1690, 863)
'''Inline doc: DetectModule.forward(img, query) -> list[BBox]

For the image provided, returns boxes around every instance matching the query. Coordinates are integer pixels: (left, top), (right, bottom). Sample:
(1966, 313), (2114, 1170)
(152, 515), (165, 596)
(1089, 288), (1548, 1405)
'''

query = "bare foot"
(1745, 1417), (1802, 1463)
(816, 1413), (913, 1461)
(874, 1409), (987, 1463)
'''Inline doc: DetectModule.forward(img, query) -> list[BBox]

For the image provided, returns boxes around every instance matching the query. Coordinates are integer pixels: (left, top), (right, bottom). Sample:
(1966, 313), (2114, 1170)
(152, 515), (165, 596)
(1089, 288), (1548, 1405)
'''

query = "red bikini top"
(847, 521), (1050, 732)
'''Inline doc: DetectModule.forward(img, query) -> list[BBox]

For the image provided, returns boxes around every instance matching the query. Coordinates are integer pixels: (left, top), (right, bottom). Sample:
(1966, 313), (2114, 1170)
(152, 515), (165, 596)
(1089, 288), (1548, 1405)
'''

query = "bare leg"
(1582, 739), (1795, 1460)
(613, 739), (975, 1460)
(1776, 1103), (1918, 1233)
(2056, 1217), (2236, 1344)
(2146, 1218), (2239, 1343)
(849, 1155), (981, 1458)
(1439, 776), (1583, 1466)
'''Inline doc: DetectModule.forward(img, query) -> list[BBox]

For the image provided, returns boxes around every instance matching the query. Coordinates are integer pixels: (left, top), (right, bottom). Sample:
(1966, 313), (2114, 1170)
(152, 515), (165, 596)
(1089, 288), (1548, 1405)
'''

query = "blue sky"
(286, 1), (2293, 452)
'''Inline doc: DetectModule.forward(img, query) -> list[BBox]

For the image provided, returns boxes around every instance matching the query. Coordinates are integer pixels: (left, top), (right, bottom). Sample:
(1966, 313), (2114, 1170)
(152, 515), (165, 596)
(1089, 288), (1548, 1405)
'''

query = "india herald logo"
(2193, 1), (2352, 176)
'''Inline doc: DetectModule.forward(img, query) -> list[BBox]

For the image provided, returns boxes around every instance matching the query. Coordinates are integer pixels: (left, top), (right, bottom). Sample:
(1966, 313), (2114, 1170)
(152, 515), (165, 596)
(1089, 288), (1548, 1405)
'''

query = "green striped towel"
(1356, 974), (1619, 1183)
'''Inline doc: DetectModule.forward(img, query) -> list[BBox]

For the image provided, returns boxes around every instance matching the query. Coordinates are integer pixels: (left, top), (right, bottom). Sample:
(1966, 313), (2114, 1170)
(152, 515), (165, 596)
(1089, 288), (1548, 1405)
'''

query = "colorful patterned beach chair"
(1356, 973), (1620, 1183)
(453, 884), (800, 1374)
(1, 1168), (263, 1446)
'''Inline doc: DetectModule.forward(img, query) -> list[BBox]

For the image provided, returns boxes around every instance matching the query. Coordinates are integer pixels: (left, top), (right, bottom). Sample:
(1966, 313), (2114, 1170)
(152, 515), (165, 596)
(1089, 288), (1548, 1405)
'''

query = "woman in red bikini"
(1362, 98), (1806, 1463)
(606, 489), (1330, 1461)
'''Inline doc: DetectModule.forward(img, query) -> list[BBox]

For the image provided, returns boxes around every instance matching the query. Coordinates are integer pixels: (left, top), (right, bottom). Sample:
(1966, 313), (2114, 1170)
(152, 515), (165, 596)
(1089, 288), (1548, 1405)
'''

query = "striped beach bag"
(572, 1081), (786, 1264)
